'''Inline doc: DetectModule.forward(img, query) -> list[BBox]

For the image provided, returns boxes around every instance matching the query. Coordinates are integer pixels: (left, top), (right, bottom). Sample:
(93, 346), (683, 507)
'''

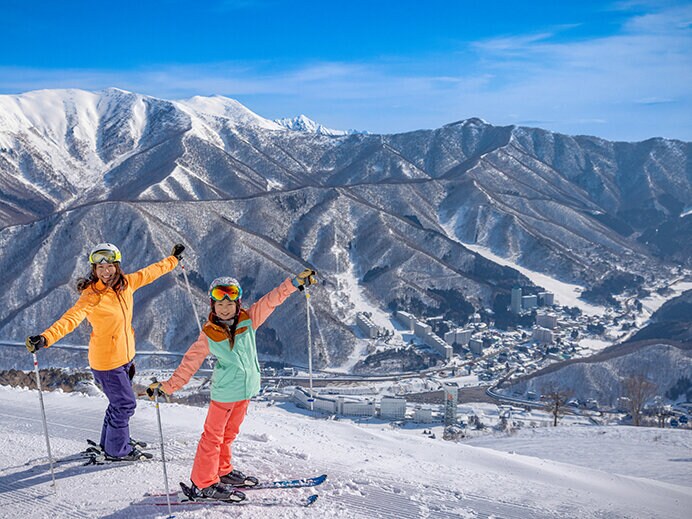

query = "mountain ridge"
(1, 88), (690, 367)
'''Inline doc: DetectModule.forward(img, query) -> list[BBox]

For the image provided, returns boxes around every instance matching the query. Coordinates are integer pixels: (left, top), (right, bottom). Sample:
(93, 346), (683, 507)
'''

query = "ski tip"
(305, 494), (319, 507)
(315, 474), (328, 485)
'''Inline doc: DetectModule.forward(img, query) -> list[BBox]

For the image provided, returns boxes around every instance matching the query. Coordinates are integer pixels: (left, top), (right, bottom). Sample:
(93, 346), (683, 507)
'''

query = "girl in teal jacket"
(148, 269), (316, 501)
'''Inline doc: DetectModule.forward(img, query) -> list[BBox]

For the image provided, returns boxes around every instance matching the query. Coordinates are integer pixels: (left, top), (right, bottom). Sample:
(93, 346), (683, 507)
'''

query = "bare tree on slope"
(622, 374), (657, 426)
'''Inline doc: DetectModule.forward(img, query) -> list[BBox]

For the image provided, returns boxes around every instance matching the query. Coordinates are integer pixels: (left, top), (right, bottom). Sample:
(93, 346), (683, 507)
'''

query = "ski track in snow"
(0, 385), (690, 518)
(329, 259), (406, 372)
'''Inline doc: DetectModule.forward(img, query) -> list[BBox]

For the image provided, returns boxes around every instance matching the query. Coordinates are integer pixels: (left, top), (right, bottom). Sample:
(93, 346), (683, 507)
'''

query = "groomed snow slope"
(0, 385), (689, 518)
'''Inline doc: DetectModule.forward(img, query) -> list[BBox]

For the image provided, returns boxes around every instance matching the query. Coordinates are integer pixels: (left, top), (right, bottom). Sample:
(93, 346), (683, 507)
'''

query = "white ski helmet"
(89, 243), (122, 264)
(208, 276), (243, 302)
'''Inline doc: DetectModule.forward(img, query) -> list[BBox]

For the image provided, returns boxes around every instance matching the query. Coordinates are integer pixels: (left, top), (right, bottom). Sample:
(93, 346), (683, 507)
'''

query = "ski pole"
(179, 258), (215, 389)
(33, 352), (57, 490)
(304, 289), (314, 411)
(180, 259), (202, 333)
(152, 377), (173, 518)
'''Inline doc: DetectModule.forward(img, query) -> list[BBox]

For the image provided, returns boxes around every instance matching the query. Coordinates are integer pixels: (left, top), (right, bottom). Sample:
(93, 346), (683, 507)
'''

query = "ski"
(86, 438), (150, 452)
(247, 473), (327, 490)
(138, 492), (319, 508)
(51, 453), (97, 465)
(79, 439), (153, 464)
(51, 448), (152, 467)
(33, 438), (155, 468)
(55, 451), (151, 466)
(148, 473), (327, 496)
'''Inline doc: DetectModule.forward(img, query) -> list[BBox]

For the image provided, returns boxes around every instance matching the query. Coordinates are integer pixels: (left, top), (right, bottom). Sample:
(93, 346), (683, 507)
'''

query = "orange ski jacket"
(42, 256), (178, 370)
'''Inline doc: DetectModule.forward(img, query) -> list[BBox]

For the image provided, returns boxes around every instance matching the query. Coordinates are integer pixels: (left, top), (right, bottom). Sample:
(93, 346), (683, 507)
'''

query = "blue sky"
(1, 0), (691, 141)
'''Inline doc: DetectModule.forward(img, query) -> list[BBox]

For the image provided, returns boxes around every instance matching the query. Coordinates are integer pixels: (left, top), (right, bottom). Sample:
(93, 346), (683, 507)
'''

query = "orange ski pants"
(190, 399), (250, 489)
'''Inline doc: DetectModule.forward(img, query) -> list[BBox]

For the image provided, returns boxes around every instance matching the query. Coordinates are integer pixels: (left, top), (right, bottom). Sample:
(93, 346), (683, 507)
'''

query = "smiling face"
(214, 298), (238, 320)
(95, 263), (117, 286)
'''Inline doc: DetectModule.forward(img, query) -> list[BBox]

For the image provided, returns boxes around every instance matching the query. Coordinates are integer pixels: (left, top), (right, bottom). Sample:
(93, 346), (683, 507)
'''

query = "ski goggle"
(89, 249), (121, 264)
(210, 284), (242, 302)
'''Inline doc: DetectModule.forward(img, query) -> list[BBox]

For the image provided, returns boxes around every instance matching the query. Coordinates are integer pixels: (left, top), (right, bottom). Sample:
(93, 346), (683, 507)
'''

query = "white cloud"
(1, 4), (690, 141)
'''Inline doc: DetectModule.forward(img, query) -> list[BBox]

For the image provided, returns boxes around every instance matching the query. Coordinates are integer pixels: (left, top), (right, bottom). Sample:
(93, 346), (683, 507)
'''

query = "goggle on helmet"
(209, 276), (243, 302)
(89, 243), (122, 264)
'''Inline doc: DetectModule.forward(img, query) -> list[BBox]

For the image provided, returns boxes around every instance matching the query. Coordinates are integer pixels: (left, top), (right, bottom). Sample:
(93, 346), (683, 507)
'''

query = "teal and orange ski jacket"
(162, 277), (297, 403)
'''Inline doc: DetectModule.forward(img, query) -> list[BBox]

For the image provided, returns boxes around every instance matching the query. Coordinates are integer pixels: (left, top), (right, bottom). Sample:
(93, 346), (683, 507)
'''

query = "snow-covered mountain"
(274, 114), (366, 136)
(0, 88), (690, 368)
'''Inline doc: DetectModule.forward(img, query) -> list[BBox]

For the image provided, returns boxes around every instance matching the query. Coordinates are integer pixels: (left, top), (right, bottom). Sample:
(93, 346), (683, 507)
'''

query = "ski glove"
(146, 381), (170, 401)
(292, 268), (318, 291)
(25, 335), (47, 354)
(171, 243), (185, 260)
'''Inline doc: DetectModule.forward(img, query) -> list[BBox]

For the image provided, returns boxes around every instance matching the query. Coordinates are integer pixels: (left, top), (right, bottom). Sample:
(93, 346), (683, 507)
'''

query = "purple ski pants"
(91, 361), (137, 457)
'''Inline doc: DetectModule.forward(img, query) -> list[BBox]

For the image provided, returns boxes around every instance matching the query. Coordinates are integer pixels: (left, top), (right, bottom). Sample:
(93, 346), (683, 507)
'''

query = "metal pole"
(180, 260), (202, 333)
(305, 290), (314, 411)
(33, 352), (56, 490)
(153, 383), (173, 518)
(180, 258), (215, 391)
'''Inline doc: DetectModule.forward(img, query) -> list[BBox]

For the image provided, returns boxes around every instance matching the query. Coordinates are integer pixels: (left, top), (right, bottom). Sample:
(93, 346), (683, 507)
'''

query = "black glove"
(26, 335), (47, 354)
(146, 381), (169, 401)
(171, 243), (185, 260)
(292, 269), (318, 291)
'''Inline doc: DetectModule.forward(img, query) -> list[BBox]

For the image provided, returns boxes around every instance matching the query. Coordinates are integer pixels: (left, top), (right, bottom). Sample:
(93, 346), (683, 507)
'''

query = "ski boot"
(220, 469), (259, 487)
(107, 446), (153, 462)
(129, 437), (148, 449)
(190, 482), (246, 502)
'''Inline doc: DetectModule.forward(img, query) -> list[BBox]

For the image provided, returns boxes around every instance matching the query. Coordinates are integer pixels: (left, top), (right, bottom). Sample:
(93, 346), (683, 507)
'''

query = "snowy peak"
(443, 117), (491, 128)
(275, 114), (366, 136)
(0, 88), (100, 138)
(176, 94), (281, 130)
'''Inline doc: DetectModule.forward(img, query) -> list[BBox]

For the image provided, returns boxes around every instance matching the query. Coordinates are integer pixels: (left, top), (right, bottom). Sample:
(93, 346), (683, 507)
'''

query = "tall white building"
(380, 396), (407, 420)
(395, 311), (415, 329)
(443, 383), (459, 426)
(511, 287), (523, 314)
(414, 320), (432, 336)
(293, 387), (337, 413)
(356, 312), (381, 338)
(532, 327), (554, 344)
(339, 397), (376, 417)
(522, 295), (538, 310)
(414, 407), (433, 423)
(444, 328), (472, 346)
(538, 292), (555, 306)
(456, 329), (472, 345)
(469, 338), (483, 355)
(422, 332), (452, 361)
(536, 313), (558, 329)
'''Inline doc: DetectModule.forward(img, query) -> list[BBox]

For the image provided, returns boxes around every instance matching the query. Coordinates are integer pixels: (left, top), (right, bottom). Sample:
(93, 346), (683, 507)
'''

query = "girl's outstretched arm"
(247, 278), (297, 329)
(161, 331), (210, 394)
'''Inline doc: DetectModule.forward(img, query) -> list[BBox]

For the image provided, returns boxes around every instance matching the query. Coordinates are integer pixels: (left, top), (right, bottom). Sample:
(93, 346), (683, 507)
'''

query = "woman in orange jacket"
(25, 242), (184, 460)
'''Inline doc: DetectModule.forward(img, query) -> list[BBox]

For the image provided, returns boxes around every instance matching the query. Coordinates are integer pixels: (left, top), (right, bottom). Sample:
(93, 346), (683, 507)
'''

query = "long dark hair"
(210, 302), (242, 349)
(76, 263), (128, 293)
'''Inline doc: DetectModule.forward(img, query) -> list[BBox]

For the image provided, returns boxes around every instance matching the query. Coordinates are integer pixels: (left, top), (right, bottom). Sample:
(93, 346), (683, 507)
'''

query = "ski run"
(0, 384), (690, 518)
